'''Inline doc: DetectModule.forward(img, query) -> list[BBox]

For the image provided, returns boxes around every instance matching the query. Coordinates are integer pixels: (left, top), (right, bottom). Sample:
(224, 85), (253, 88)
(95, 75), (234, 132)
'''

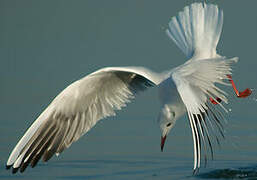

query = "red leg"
(209, 75), (251, 104)
(227, 75), (252, 98)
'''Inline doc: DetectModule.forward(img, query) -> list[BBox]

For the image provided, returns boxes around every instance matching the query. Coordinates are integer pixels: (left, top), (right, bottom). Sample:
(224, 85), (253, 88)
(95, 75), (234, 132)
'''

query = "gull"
(6, 2), (251, 174)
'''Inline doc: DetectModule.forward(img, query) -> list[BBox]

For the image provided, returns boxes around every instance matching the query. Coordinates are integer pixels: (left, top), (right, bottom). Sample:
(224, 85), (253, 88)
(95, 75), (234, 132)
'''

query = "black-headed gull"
(6, 2), (251, 174)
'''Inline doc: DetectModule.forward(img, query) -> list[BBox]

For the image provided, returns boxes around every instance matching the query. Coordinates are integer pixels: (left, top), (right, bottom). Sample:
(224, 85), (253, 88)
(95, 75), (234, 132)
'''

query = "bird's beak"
(161, 135), (167, 152)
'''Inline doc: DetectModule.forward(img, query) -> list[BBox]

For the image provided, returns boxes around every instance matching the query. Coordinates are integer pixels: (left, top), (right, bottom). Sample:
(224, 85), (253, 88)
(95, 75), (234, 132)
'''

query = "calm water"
(1, 0), (257, 179)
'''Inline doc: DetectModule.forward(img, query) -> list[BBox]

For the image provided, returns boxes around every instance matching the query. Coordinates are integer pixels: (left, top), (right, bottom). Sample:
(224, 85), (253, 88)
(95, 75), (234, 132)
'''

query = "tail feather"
(166, 3), (223, 60)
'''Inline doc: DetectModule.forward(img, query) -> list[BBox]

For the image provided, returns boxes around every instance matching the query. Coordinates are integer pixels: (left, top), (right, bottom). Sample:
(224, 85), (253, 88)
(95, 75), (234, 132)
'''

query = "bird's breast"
(158, 77), (181, 104)
(158, 77), (186, 118)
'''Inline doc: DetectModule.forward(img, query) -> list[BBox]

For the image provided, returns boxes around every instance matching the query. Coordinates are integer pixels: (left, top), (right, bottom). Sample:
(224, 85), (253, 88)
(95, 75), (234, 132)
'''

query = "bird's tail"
(166, 3), (223, 59)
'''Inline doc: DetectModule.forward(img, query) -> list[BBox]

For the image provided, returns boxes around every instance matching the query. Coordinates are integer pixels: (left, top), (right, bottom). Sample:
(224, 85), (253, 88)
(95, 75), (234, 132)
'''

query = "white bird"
(6, 2), (251, 174)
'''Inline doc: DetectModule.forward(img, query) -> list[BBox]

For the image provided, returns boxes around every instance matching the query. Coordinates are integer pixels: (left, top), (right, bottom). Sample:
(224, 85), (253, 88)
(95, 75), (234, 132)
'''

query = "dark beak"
(161, 135), (167, 152)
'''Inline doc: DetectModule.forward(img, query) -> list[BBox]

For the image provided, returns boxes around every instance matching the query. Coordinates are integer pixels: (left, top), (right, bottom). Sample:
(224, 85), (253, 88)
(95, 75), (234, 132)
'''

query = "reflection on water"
(57, 160), (162, 180)
(48, 159), (189, 180)
(197, 165), (257, 179)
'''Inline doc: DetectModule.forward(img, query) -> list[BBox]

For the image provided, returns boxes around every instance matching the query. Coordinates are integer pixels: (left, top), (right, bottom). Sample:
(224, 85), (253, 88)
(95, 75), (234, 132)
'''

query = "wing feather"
(172, 57), (237, 170)
(7, 66), (162, 173)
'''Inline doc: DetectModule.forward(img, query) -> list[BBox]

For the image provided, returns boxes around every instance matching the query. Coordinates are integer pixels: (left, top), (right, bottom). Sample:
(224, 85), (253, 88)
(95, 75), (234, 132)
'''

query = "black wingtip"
(12, 167), (19, 174)
(20, 166), (26, 173)
(6, 165), (12, 170)
(193, 167), (200, 175)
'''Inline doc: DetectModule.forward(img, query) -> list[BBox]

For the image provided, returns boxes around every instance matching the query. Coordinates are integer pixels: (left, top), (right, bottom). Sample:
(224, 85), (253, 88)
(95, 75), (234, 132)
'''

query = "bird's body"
(158, 72), (186, 130)
(6, 2), (252, 174)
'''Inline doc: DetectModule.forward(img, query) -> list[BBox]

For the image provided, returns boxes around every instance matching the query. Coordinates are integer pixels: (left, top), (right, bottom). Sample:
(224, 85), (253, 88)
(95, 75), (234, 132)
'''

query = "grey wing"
(172, 57), (237, 171)
(6, 66), (163, 173)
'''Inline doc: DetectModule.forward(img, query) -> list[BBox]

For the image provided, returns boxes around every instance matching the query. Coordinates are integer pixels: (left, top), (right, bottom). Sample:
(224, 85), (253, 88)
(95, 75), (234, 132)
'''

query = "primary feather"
(171, 57), (237, 169)
(7, 67), (163, 173)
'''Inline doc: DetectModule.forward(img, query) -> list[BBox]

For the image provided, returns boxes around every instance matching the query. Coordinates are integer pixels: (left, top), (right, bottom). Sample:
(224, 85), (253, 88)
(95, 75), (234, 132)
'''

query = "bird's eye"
(166, 123), (172, 127)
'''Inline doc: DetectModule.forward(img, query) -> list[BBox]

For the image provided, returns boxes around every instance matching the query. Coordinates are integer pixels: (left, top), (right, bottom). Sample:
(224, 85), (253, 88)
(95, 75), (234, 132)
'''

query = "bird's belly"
(158, 77), (182, 104)
(158, 77), (186, 118)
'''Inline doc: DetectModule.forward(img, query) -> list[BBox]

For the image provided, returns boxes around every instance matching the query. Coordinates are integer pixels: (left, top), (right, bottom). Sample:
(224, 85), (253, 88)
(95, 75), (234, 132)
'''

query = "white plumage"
(7, 2), (240, 173)
(166, 3), (223, 59)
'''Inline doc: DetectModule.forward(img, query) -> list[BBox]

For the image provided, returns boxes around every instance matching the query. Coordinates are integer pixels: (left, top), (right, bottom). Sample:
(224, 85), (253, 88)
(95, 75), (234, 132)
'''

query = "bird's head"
(159, 107), (176, 152)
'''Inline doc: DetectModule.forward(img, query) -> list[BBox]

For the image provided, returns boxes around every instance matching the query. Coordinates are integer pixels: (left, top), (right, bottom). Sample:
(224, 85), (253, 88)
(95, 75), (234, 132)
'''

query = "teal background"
(1, 0), (257, 179)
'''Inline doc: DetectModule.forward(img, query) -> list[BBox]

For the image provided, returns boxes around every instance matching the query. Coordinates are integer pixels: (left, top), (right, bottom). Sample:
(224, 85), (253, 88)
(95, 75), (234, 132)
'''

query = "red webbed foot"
(227, 75), (252, 98)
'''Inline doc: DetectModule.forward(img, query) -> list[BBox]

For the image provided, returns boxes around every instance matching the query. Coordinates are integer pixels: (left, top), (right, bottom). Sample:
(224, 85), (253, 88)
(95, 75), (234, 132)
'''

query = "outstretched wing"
(7, 66), (163, 173)
(172, 57), (238, 171)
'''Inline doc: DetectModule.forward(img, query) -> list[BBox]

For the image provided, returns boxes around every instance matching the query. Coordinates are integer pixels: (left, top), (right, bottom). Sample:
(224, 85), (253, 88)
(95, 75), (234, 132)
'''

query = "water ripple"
(197, 165), (257, 179)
